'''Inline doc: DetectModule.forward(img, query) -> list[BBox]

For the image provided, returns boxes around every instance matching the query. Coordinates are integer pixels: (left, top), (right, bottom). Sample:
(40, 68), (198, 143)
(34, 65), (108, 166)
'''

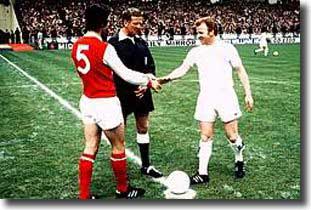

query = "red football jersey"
(71, 36), (116, 98)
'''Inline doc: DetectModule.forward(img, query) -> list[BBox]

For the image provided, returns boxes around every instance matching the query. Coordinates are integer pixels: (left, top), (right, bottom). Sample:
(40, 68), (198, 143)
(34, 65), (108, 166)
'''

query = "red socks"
(79, 153), (95, 199)
(79, 152), (128, 199)
(110, 152), (128, 192)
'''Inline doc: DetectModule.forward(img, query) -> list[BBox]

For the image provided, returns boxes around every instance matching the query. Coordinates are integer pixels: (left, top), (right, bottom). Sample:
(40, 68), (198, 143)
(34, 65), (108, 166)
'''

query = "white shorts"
(79, 95), (124, 130)
(194, 89), (242, 123)
(259, 42), (268, 49)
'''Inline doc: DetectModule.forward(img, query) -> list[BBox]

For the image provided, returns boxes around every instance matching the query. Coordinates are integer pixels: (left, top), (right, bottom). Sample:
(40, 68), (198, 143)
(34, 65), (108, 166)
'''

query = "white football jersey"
(259, 32), (268, 46)
(37, 32), (43, 40)
(183, 40), (242, 95)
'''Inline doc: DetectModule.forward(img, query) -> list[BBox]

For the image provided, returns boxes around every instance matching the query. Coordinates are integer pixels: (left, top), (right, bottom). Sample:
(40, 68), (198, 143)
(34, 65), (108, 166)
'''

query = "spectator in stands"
(180, 24), (186, 40)
(158, 21), (164, 40)
(247, 24), (253, 39)
(272, 24), (278, 38)
(218, 24), (224, 39)
(236, 25), (242, 38)
(191, 26), (197, 39)
(15, 28), (21, 43)
(168, 24), (175, 40)
(0, 29), (5, 44)
(10, 30), (15, 44)
(144, 26), (150, 41)
(4, 29), (10, 43)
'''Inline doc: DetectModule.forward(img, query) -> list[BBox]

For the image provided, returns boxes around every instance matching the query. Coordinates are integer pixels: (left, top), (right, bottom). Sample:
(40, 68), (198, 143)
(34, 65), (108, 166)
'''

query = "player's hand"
(134, 86), (148, 99)
(146, 73), (156, 80)
(245, 94), (254, 112)
(150, 79), (162, 92)
(157, 76), (171, 85)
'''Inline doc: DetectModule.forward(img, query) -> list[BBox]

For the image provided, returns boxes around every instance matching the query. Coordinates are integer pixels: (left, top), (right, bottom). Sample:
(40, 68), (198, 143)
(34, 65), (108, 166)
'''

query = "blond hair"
(195, 17), (218, 36)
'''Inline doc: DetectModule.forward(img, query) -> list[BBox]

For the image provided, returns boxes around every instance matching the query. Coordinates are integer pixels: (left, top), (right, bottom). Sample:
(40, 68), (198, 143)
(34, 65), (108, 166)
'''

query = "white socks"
(255, 48), (269, 56)
(197, 135), (244, 175)
(229, 135), (244, 162)
(198, 140), (213, 175)
(136, 132), (150, 144)
(264, 48), (269, 56)
(255, 48), (263, 53)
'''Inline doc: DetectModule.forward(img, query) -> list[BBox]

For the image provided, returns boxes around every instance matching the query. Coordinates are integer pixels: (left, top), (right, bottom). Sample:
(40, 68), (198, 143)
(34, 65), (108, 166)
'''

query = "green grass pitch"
(0, 44), (300, 199)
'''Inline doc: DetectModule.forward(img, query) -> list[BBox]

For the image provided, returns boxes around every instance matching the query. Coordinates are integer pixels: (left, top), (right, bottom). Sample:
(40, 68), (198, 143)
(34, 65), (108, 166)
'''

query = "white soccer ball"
(165, 170), (190, 194)
(272, 51), (279, 56)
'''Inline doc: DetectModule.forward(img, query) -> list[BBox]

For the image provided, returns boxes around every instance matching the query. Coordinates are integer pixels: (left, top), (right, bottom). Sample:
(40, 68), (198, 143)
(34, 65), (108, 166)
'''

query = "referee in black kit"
(108, 8), (163, 178)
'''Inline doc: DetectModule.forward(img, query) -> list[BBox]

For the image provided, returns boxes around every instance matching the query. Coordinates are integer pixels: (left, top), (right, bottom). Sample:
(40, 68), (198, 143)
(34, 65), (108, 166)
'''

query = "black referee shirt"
(108, 34), (156, 93)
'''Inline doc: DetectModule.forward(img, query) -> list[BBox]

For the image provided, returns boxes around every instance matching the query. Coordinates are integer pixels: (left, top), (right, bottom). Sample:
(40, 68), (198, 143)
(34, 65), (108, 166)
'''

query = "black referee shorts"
(117, 89), (154, 120)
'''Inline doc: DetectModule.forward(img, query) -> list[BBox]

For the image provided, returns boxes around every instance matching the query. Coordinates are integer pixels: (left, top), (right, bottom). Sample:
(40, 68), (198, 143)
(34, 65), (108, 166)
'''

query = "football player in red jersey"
(71, 5), (161, 199)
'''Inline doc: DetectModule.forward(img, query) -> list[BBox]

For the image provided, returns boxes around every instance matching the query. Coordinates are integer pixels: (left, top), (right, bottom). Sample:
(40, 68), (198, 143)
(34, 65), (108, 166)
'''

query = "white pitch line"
(0, 54), (171, 196)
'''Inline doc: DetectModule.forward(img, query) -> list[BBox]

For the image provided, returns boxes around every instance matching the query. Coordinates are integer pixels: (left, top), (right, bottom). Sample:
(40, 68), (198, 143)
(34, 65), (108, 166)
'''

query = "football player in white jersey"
(37, 30), (43, 50)
(254, 27), (271, 56)
(158, 17), (254, 184)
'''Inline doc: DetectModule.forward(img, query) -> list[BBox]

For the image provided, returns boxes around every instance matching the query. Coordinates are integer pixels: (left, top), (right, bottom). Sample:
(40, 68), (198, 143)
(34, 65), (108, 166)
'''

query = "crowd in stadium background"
(0, 0), (300, 44)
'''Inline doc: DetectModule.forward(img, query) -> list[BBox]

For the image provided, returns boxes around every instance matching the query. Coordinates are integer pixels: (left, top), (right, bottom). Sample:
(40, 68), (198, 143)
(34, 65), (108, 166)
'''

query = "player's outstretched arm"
(157, 76), (171, 85)
(157, 61), (191, 85)
(236, 65), (254, 112)
(158, 48), (195, 85)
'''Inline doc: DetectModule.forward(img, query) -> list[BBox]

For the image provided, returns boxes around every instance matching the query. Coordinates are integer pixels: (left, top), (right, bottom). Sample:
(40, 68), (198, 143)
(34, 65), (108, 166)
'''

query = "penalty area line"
(0, 54), (175, 198)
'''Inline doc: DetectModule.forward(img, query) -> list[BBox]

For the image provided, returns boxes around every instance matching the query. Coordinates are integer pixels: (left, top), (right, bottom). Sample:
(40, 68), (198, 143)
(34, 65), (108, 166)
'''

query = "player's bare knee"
(136, 119), (148, 133)
(224, 126), (238, 143)
(85, 133), (99, 145)
(84, 144), (98, 155)
(112, 144), (125, 154)
(111, 139), (125, 153)
(137, 126), (148, 134)
(135, 115), (149, 134)
(200, 134), (213, 142)
(226, 133), (239, 143)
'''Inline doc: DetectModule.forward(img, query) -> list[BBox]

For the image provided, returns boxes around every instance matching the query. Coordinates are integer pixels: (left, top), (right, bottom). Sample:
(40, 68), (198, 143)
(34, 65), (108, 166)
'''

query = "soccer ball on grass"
(164, 170), (196, 199)
(165, 170), (190, 194)
(272, 51), (279, 56)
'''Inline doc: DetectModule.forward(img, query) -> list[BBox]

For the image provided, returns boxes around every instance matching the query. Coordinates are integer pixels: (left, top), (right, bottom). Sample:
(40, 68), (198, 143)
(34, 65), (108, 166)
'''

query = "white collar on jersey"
(118, 29), (137, 44)
(84, 31), (103, 42)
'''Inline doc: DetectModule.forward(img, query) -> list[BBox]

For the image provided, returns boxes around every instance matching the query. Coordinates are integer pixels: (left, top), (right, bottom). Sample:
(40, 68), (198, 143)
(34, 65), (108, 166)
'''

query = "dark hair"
(122, 7), (143, 22)
(195, 17), (218, 36)
(85, 4), (110, 32)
